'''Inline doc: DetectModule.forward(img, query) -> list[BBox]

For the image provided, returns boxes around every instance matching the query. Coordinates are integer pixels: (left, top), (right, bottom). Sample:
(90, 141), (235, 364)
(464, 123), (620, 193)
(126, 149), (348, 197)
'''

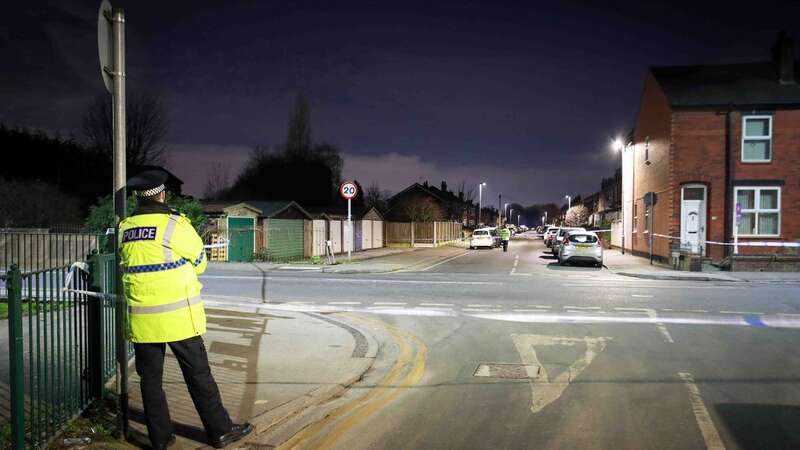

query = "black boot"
(151, 434), (176, 450)
(210, 423), (254, 448)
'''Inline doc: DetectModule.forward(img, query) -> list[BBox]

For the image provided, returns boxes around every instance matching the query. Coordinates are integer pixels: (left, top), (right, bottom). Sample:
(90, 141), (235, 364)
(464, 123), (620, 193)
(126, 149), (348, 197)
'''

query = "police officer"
(120, 169), (252, 449)
(500, 226), (511, 252)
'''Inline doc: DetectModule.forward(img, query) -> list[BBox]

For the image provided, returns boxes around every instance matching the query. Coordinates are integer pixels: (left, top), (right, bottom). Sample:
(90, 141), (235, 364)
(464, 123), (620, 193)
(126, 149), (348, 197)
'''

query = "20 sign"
(340, 181), (358, 200)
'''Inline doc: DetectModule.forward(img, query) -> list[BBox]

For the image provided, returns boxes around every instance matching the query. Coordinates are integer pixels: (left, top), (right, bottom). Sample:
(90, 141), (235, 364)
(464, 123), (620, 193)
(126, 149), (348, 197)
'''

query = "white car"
(552, 227), (586, 254)
(558, 231), (603, 267)
(470, 228), (495, 249)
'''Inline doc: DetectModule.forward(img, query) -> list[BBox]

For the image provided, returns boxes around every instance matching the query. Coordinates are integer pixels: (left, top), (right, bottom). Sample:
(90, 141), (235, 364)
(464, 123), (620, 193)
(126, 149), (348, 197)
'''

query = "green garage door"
(267, 219), (304, 260)
(228, 217), (255, 262)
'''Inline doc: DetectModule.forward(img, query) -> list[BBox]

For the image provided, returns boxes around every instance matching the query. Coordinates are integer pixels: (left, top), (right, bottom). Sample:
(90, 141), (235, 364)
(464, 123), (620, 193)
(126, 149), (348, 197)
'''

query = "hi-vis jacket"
(500, 228), (511, 241)
(118, 201), (207, 343)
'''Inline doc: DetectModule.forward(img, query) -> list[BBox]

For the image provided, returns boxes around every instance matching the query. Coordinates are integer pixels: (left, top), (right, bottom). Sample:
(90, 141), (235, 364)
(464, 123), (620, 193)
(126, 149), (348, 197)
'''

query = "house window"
(741, 116), (772, 162)
(735, 187), (780, 236)
(632, 203), (638, 233)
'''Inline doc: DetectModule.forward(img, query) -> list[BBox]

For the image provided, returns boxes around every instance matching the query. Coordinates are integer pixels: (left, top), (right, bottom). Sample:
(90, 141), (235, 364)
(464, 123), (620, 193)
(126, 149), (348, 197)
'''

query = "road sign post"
(340, 181), (358, 261)
(99, 0), (128, 438)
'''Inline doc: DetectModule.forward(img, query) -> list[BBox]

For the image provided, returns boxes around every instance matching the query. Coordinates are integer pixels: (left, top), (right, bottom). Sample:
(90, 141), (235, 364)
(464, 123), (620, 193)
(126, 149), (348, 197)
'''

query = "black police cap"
(127, 169), (168, 197)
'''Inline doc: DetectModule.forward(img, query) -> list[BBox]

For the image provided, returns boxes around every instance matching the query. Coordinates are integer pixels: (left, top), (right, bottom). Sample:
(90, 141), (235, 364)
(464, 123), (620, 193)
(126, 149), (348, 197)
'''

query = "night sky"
(2, 1), (799, 204)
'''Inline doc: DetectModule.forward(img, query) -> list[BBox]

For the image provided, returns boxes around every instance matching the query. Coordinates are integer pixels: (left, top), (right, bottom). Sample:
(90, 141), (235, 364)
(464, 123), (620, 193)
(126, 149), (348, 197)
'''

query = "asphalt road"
(203, 234), (800, 450)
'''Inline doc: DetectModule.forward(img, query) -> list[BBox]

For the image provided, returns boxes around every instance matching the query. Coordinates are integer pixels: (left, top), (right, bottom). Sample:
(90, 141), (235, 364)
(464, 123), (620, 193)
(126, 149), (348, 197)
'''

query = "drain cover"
(474, 363), (541, 379)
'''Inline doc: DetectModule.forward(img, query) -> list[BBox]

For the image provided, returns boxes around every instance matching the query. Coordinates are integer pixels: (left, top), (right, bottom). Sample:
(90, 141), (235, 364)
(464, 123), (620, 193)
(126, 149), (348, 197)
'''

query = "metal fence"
(1, 232), (100, 273)
(2, 233), (123, 449)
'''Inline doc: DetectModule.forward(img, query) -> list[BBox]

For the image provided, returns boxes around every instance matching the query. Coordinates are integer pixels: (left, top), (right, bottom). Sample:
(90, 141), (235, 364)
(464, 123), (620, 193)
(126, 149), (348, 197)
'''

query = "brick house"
(622, 34), (800, 267)
(384, 181), (476, 224)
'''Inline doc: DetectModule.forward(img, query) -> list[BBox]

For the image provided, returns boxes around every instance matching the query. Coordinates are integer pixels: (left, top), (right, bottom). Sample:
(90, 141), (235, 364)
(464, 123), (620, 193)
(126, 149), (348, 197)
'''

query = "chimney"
(772, 31), (795, 85)
(441, 181), (448, 193)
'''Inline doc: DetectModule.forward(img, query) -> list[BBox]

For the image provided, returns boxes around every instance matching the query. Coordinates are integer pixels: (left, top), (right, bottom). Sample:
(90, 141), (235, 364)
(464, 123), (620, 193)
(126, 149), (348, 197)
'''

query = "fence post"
(87, 251), (105, 399)
(433, 222), (437, 247)
(411, 222), (415, 247)
(7, 264), (25, 450)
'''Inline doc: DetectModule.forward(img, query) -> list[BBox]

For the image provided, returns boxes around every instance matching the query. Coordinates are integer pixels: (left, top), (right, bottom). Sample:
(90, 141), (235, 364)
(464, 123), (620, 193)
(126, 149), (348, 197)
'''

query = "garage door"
(361, 220), (373, 250)
(266, 219), (304, 260)
(372, 221), (383, 248)
(228, 217), (255, 262)
(312, 220), (326, 256)
(329, 220), (342, 253)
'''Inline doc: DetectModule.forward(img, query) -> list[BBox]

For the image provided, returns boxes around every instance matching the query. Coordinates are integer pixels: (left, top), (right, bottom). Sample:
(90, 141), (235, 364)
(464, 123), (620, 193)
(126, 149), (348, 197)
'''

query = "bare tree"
(81, 91), (169, 166)
(457, 180), (476, 203)
(405, 198), (442, 222)
(364, 182), (391, 212)
(203, 161), (231, 200)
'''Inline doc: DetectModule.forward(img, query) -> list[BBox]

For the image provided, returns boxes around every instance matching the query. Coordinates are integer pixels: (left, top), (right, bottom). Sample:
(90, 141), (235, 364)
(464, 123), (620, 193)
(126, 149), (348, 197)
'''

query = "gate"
(2, 233), (126, 449)
(227, 217), (255, 262)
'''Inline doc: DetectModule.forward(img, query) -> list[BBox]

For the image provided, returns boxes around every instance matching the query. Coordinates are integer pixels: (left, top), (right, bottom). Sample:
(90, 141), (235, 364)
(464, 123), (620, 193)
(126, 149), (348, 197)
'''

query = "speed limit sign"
(340, 181), (358, 200)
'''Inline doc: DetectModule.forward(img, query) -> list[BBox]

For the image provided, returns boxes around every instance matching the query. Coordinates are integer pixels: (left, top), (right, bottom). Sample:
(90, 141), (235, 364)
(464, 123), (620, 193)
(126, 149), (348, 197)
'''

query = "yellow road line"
(278, 314), (427, 450)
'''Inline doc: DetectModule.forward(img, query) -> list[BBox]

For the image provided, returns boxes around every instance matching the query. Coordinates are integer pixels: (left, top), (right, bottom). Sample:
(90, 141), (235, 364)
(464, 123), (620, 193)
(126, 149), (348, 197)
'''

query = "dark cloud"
(3, 1), (800, 204)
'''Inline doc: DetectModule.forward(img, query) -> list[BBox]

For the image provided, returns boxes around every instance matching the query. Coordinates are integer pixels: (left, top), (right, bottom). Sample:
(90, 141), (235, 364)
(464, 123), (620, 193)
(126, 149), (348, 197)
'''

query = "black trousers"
(502, 240), (509, 252)
(134, 336), (233, 446)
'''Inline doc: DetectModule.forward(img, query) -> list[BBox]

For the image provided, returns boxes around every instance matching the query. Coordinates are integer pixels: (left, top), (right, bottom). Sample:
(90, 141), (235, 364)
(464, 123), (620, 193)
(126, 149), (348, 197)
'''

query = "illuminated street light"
(478, 182), (486, 226)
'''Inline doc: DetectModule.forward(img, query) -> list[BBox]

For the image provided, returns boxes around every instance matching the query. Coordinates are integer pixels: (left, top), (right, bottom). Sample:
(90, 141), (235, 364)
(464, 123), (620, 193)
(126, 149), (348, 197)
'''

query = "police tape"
(62, 261), (118, 299)
(651, 233), (800, 248)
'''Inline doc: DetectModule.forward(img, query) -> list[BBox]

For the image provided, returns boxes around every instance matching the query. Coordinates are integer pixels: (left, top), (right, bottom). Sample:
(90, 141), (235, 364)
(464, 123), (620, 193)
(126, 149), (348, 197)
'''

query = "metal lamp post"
(565, 195), (571, 209)
(613, 138), (625, 254)
(478, 182), (486, 226)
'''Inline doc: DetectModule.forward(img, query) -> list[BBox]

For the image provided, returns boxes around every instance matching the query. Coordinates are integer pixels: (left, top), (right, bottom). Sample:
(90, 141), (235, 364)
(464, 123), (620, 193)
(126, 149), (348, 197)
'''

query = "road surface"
(202, 234), (800, 450)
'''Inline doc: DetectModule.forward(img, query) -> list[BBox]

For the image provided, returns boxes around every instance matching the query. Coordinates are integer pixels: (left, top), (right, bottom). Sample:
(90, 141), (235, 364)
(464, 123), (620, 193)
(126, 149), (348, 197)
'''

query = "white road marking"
(719, 310), (762, 315)
(202, 275), (502, 285)
(531, 305), (552, 309)
(287, 301), (315, 304)
(661, 308), (708, 313)
(564, 306), (602, 310)
(614, 308), (674, 343)
(510, 268), (517, 275)
(373, 302), (407, 306)
(327, 301), (362, 305)
(678, 372), (726, 450)
(513, 308), (551, 312)
(631, 294), (654, 298)
(511, 272), (532, 276)
(511, 334), (611, 414)
(777, 313), (800, 317)
(468, 304), (493, 307)
(462, 308), (503, 312)
(418, 251), (472, 271)
(420, 302), (454, 307)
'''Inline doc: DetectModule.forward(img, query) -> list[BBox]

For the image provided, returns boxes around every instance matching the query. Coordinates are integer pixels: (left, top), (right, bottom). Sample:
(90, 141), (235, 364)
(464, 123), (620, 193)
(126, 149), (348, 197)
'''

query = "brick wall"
(631, 73), (673, 259)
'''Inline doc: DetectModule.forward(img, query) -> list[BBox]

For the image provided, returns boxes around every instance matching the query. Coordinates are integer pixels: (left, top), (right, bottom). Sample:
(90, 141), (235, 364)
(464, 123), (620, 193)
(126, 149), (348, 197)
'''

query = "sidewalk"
(126, 304), (378, 449)
(206, 241), (470, 275)
(604, 248), (800, 282)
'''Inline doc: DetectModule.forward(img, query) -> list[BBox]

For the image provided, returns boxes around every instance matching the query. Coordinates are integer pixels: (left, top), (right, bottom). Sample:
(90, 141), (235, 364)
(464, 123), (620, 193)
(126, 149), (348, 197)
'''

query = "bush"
(84, 193), (207, 235)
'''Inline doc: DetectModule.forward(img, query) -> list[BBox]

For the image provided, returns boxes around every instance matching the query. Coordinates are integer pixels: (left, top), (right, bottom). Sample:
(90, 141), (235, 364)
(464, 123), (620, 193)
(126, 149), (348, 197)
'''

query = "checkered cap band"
(135, 184), (165, 197)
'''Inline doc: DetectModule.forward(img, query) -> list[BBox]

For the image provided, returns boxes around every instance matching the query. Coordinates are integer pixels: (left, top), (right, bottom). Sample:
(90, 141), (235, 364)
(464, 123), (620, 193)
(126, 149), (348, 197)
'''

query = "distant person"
(119, 169), (253, 450)
(500, 226), (511, 252)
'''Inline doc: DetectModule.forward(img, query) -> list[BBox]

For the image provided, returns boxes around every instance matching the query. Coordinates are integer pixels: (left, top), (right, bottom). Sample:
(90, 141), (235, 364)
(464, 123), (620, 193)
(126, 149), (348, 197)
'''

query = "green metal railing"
(3, 233), (126, 449)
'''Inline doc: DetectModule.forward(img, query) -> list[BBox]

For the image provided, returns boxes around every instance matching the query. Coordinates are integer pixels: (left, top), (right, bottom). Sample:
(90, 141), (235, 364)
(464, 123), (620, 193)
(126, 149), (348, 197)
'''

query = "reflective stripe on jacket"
(119, 210), (207, 343)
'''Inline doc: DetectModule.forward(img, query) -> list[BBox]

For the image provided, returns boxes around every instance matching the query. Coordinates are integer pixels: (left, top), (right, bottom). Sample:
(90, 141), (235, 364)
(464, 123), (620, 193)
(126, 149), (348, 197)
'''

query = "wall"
(629, 72), (673, 260)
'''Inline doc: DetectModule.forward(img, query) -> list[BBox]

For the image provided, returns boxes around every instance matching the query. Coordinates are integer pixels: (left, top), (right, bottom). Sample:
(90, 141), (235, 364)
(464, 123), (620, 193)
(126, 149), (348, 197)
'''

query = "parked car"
(469, 228), (495, 249)
(558, 230), (603, 267)
(552, 227), (586, 254)
(487, 227), (501, 247)
(544, 227), (559, 246)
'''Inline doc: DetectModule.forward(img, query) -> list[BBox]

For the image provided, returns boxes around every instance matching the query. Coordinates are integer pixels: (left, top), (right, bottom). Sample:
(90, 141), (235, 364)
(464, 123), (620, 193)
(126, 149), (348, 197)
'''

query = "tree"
(364, 182), (391, 212)
(405, 198), (442, 222)
(81, 92), (169, 166)
(84, 193), (207, 235)
(565, 205), (590, 226)
(203, 161), (231, 200)
(0, 178), (81, 228)
(286, 93), (311, 156)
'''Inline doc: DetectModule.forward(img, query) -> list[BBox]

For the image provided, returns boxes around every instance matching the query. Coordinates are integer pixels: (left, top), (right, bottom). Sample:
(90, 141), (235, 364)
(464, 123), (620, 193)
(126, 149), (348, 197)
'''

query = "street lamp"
(478, 182), (486, 226)
(503, 202), (509, 225)
(509, 208), (514, 227)
(612, 138), (625, 254)
(565, 195), (571, 209)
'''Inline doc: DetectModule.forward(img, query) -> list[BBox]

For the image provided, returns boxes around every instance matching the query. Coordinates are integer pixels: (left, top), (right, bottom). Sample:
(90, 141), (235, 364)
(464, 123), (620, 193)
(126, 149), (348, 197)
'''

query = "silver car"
(558, 231), (603, 267)
(552, 227), (585, 254)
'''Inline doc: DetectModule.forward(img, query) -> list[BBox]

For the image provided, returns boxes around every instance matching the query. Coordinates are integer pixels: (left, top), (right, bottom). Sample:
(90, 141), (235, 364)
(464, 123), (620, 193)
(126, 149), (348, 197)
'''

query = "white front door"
(681, 185), (707, 255)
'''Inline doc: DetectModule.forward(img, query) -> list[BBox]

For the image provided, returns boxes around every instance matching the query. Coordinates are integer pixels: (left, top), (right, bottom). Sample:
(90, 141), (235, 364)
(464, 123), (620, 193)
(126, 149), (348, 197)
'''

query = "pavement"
(125, 308), (380, 449)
